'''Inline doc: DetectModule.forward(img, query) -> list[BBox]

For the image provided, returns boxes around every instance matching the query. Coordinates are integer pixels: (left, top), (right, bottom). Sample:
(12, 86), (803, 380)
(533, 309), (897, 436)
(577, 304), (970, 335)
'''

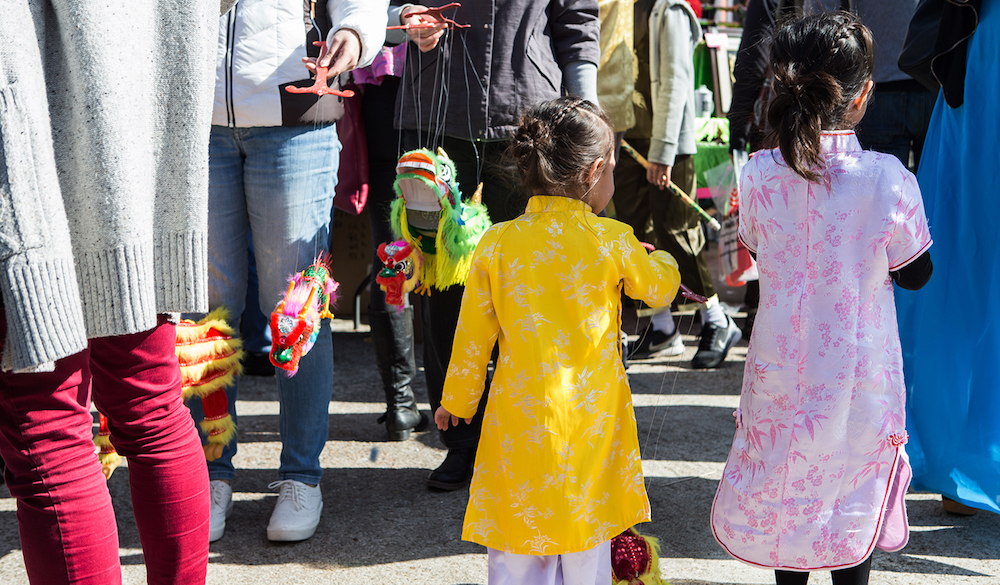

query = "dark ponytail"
(509, 97), (614, 199)
(765, 11), (874, 182)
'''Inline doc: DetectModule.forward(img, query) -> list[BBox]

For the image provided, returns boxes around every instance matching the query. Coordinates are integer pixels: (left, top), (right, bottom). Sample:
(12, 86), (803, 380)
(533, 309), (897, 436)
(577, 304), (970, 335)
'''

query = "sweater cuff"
(2, 255), (87, 372)
(76, 242), (159, 338)
(648, 139), (678, 167)
(155, 230), (209, 316)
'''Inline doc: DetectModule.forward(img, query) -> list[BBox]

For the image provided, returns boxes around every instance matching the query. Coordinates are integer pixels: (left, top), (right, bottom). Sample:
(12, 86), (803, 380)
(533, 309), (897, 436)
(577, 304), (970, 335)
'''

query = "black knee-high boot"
(370, 308), (427, 440)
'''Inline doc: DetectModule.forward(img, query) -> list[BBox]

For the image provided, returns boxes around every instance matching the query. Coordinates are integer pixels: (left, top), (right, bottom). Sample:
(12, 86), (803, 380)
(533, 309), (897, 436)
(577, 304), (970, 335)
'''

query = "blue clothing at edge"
(895, 0), (1000, 514)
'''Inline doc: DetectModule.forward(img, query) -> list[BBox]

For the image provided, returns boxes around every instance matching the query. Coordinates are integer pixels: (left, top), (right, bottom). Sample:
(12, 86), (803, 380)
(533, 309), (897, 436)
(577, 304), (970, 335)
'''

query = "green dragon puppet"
(389, 148), (491, 292)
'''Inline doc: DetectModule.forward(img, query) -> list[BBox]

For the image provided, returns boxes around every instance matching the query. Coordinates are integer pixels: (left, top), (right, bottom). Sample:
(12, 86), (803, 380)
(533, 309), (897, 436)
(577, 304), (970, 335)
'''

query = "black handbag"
(898, 0), (981, 108)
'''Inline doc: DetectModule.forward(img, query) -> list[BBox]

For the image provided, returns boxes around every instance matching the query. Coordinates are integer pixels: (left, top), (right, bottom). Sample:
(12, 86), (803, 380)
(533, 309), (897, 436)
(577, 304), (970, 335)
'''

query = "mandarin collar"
(525, 195), (593, 214)
(820, 131), (862, 154)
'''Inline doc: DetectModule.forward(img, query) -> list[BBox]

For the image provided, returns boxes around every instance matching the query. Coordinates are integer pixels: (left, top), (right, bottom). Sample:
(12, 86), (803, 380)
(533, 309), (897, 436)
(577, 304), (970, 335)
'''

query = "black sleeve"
(728, 0), (779, 154)
(548, 0), (601, 68)
(891, 251), (933, 290)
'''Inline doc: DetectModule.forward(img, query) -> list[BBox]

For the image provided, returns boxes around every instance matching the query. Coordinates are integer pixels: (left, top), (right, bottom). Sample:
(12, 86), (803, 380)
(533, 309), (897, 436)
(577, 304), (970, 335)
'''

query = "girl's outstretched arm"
(441, 230), (501, 419)
(617, 227), (682, 309)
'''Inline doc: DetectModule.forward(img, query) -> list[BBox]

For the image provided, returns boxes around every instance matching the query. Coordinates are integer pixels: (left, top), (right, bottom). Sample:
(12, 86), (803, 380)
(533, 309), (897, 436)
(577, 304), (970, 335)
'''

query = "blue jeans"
(187, 124), (339, 485)
(241, 232), (272, 354)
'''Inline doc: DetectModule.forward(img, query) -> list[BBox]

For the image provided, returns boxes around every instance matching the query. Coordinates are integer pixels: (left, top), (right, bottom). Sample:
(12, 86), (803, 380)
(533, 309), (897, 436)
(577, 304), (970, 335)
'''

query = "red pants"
(0, 314), (209, 584)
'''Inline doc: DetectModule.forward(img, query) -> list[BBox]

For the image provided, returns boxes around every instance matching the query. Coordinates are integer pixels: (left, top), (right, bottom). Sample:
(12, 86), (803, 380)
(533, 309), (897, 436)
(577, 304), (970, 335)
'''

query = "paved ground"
(1, 275), (999, 584)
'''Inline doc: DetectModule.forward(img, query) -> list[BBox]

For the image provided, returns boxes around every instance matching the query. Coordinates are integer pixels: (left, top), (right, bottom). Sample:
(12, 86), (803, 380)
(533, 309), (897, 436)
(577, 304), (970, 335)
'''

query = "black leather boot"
(427, 447), (476, 490)
(370, 308), (428, 440)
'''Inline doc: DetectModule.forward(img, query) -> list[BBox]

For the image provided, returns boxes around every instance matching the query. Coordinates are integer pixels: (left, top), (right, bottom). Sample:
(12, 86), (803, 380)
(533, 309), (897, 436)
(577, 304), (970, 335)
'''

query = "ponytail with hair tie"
(764, 11), (874, 182)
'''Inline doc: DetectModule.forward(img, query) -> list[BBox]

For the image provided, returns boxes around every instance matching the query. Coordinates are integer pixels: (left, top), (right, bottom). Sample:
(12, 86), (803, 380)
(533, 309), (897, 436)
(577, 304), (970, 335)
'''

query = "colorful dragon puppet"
(269, 254), (339, 375)
(95, 308), (244, 474)
(176, 308), (244, 461)
(387, 147), (491, 298)
(376, 240), (421, 310)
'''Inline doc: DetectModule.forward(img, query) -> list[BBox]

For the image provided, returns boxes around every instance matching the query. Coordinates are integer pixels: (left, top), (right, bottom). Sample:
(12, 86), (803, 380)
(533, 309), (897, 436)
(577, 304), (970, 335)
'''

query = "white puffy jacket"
(213, 0), (387, 127)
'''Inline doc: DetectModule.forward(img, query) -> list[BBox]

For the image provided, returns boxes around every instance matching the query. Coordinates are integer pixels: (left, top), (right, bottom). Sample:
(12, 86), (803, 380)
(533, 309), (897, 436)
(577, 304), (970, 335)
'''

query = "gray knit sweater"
(0, 1), (233, 372)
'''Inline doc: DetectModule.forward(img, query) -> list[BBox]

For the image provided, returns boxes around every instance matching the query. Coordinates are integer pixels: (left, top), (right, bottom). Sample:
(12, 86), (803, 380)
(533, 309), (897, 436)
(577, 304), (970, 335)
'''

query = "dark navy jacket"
(395, 0), (600, 141)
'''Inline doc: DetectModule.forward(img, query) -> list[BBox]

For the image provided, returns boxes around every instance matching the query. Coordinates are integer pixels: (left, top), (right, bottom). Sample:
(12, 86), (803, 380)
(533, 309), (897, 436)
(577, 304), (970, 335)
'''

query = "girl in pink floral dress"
(711, 12), (933, 585)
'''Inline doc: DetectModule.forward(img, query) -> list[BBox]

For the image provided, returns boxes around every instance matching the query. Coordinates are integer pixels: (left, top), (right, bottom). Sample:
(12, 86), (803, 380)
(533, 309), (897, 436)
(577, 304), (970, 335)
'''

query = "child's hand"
(434, 406), (471, 430)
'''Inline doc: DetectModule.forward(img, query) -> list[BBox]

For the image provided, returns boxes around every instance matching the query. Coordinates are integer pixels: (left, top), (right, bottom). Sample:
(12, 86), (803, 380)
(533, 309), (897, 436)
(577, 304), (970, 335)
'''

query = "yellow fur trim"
(98, 450), (121, 466)
(176, 338), (243, 366)
(98, 450), (122, 480)
(419, 212), (473, 289)
(396, 203), (416, 243)
(175, 307), (237, 342)
(642, 532), (666, 585)
(94, 433), (114, 450)
(200, 415), (236, 446)
(434, 231), (473, 288)
(179, 352), (243, 386)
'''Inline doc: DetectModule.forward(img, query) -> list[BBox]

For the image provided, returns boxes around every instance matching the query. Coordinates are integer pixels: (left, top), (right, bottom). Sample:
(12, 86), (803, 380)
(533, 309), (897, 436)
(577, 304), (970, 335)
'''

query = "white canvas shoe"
(209, 480), (233, 542)
(266, 480), (322, 541)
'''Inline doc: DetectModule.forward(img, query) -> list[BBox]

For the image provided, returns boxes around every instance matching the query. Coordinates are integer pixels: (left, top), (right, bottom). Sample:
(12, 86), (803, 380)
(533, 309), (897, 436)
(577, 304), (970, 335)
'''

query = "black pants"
(364, 78), (404, 314)
(398, 130), (520, 450)
(775, 555), (873, 585)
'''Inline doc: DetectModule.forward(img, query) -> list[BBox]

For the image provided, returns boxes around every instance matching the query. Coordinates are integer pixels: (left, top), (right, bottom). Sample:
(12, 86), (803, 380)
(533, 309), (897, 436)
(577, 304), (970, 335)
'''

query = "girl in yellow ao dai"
(436, 98), (681, 583)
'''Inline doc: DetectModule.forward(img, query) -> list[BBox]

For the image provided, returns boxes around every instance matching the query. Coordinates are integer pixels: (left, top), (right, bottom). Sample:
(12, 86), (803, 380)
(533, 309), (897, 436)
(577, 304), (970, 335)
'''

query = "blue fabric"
(187, 124), (339, 484)
(895, 1), (1000, 514)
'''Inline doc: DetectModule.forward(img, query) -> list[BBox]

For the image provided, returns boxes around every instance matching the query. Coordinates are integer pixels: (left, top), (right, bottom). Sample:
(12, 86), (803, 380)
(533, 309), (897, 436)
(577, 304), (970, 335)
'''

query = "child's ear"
(586, 157), (605, 186)
(852, 79), (875, 112)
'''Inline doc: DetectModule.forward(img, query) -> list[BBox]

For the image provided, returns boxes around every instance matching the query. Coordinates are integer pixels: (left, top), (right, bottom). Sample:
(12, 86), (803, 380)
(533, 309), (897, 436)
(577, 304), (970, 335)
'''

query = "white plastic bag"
(704, 161), (739, 217)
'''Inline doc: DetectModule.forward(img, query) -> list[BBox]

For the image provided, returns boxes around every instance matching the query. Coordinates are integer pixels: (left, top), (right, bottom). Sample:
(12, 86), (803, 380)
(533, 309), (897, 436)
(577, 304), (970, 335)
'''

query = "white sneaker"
(266, 480), (322, 542)
(208, 480), (233, 543)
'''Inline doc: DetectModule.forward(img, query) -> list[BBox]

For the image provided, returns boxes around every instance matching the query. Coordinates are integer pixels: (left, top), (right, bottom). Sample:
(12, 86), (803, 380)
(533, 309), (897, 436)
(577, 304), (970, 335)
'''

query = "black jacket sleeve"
(728, 0), (779, 154)
(548, 0), (601, 67)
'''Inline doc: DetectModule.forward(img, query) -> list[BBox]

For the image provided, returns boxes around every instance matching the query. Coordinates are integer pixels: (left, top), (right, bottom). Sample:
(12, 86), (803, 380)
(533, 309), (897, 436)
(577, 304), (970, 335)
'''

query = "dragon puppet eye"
(394, 261), (407, 272)
(438, 164), (452, 183)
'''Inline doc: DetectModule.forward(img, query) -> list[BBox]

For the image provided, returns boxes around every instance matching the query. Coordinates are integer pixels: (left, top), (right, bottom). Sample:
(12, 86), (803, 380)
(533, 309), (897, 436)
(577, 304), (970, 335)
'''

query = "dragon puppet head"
(269, 255), (339, 375)
(393, 148), (464, 230)
(390, 147), (491, 290)
(376, 240), (421, 309)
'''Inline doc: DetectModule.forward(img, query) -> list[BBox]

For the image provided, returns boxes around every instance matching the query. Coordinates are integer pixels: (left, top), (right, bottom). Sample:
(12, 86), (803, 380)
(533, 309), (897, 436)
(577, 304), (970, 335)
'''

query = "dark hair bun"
(508, 97), (614, 198)
(511, 118), (553, 165)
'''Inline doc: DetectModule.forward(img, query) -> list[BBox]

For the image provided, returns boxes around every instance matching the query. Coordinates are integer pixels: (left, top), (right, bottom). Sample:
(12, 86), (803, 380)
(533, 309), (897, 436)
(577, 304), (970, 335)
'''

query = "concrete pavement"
(1, 312), (998, 584)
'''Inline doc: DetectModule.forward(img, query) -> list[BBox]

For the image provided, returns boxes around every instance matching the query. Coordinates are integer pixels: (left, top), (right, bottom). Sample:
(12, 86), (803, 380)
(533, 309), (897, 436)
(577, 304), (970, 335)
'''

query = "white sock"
(651, 308), (676, 336)
(700, 296), (728, 329)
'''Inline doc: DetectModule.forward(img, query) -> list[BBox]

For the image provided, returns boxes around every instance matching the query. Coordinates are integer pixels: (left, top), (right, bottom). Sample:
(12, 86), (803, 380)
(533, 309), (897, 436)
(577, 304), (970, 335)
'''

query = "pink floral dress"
(711, 132), (932, 571)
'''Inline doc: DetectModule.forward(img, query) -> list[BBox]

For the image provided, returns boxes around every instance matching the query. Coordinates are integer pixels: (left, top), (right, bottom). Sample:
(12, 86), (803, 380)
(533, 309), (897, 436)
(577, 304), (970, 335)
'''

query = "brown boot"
(942, 496), (979, 516)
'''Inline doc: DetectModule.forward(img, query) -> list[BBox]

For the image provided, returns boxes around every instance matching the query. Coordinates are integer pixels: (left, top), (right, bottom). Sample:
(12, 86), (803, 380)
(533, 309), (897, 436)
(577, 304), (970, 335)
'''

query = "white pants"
(487, 540), (612, 585)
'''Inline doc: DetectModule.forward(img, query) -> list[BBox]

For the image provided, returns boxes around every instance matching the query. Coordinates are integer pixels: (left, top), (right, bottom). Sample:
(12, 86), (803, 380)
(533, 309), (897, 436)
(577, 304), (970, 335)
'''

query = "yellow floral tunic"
(441, 195), (681, 555)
